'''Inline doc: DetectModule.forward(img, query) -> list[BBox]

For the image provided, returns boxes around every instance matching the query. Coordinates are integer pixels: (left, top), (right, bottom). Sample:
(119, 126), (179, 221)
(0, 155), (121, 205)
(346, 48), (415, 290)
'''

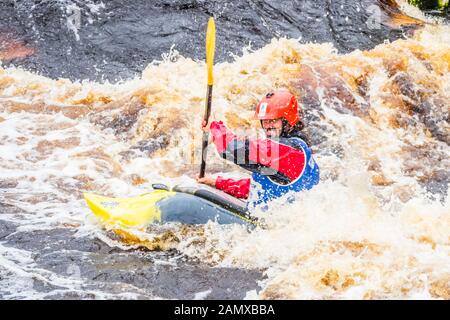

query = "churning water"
(0, 0), (449, 299)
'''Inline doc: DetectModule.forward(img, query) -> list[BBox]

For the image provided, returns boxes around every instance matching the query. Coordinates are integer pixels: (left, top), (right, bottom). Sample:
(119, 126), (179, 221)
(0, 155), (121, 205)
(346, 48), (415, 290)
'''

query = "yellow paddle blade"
(83, 191), (175, 228)
(206, 17), (216, 86)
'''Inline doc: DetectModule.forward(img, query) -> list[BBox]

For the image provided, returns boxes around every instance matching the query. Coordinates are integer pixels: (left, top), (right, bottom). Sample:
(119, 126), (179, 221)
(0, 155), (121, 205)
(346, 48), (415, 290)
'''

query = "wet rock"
(118, 150), (140, 162)
(430, 277), (450, 300)
(420, 169), (449, 200)
(45, 291), (99, 300)
(422, 98), (449, 145)
(327, 144), (346, 159)
(391, 73), (449, 144)
(1, 221), (262, 298)
(0, 220), (17, 239)
(27, 233), (263, 299)
(0, 101), (89, 119)
(0, 31), (34, 60)
(72, 174), (98, 192)
(302, 109), (330, 147)
(0, 179), (18, 189)
(91, 103), (146, 138)
(32, 277), (64, 294)
(308, 124), (331, 147)
(371, 173), (394, 186)
(35, 137), (81, 156)
(129, 174), (148, 186)
(295, 65), (369, 117)
(131, 136), (170, 156)
(108, 229), (179, 251)
(80, 251), (261, 299)
(141, 263), (262, 299)
(3, 228), (106, 254)
(0, 0), (422, 81)
(0, 201), (26, 214)
(72, 148), (123, 177)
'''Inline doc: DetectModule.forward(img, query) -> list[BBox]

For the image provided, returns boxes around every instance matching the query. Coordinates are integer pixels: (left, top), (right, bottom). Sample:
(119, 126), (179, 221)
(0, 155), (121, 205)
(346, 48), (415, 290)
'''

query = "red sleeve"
(215, 176), (250, 199)
(210, 121), (237, 153)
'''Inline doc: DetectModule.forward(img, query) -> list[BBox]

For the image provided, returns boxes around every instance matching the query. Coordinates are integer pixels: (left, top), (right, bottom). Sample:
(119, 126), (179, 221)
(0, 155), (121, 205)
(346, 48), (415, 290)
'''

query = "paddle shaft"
(199, 84), (213, 178)
(199, 17), (215, 179)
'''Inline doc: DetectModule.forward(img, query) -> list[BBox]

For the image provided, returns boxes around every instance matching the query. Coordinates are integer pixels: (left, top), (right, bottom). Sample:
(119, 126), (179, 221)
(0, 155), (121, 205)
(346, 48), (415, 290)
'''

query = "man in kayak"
(196, 89), (320, 207)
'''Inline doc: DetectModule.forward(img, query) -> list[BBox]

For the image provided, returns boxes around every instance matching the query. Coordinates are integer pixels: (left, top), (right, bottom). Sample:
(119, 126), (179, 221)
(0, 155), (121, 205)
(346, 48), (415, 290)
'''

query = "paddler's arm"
(209, 120), (238, 154)
(209, 121), (307, 184)
(215, 176), (250, 199)
(196, 175), (250, 199)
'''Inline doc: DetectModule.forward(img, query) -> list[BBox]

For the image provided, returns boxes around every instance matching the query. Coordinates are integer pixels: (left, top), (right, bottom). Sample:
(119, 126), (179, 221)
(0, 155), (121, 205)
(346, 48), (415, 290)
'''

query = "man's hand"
(201, 111), (218, 133)
(196, 175), (216, 187)
(201, 120), (210, 133)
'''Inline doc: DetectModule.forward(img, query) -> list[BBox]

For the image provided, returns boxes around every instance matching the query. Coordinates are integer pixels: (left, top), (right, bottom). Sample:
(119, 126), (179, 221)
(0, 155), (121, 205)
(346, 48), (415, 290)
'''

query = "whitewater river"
(0, 1), (449, 299)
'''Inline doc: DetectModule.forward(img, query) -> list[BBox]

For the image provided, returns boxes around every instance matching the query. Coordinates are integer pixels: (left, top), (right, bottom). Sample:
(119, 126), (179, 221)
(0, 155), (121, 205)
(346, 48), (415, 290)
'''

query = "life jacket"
(250, 136), (319, 207)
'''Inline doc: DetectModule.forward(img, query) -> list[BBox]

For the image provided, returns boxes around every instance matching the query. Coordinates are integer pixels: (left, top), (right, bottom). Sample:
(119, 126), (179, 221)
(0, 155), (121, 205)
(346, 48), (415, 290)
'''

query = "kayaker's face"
(262, 118), (283, 138)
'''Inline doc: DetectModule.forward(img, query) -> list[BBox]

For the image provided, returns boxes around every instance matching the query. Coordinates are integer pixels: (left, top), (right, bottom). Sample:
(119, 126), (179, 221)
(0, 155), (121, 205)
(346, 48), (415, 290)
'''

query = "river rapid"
(0, 0), (449, 299)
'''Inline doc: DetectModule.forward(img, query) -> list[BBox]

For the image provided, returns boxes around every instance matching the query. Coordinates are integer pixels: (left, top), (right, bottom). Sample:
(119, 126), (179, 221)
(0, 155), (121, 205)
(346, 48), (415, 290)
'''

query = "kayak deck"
(84, 184), (257, 228)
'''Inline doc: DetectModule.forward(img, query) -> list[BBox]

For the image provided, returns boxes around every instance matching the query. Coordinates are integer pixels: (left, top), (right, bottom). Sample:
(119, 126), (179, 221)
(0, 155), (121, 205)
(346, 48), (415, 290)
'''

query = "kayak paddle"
(199, 17), (216, 178)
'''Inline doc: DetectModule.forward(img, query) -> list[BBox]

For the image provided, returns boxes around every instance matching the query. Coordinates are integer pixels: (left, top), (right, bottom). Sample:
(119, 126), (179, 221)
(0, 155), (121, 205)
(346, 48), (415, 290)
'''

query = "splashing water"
(0, 17), (449, 299)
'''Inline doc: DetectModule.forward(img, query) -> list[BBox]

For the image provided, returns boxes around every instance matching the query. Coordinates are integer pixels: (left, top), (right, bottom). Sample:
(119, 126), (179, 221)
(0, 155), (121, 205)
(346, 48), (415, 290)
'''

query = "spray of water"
(0, 22), (449, 299)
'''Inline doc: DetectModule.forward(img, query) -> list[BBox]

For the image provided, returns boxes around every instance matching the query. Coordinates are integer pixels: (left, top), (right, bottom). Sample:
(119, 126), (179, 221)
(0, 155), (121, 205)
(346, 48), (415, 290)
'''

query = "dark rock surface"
(0, 0), (423, 81)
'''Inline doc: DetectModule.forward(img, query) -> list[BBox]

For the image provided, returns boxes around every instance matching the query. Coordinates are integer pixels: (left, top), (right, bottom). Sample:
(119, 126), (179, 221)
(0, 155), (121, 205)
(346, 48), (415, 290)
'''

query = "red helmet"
(254, 89), (299, 126)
